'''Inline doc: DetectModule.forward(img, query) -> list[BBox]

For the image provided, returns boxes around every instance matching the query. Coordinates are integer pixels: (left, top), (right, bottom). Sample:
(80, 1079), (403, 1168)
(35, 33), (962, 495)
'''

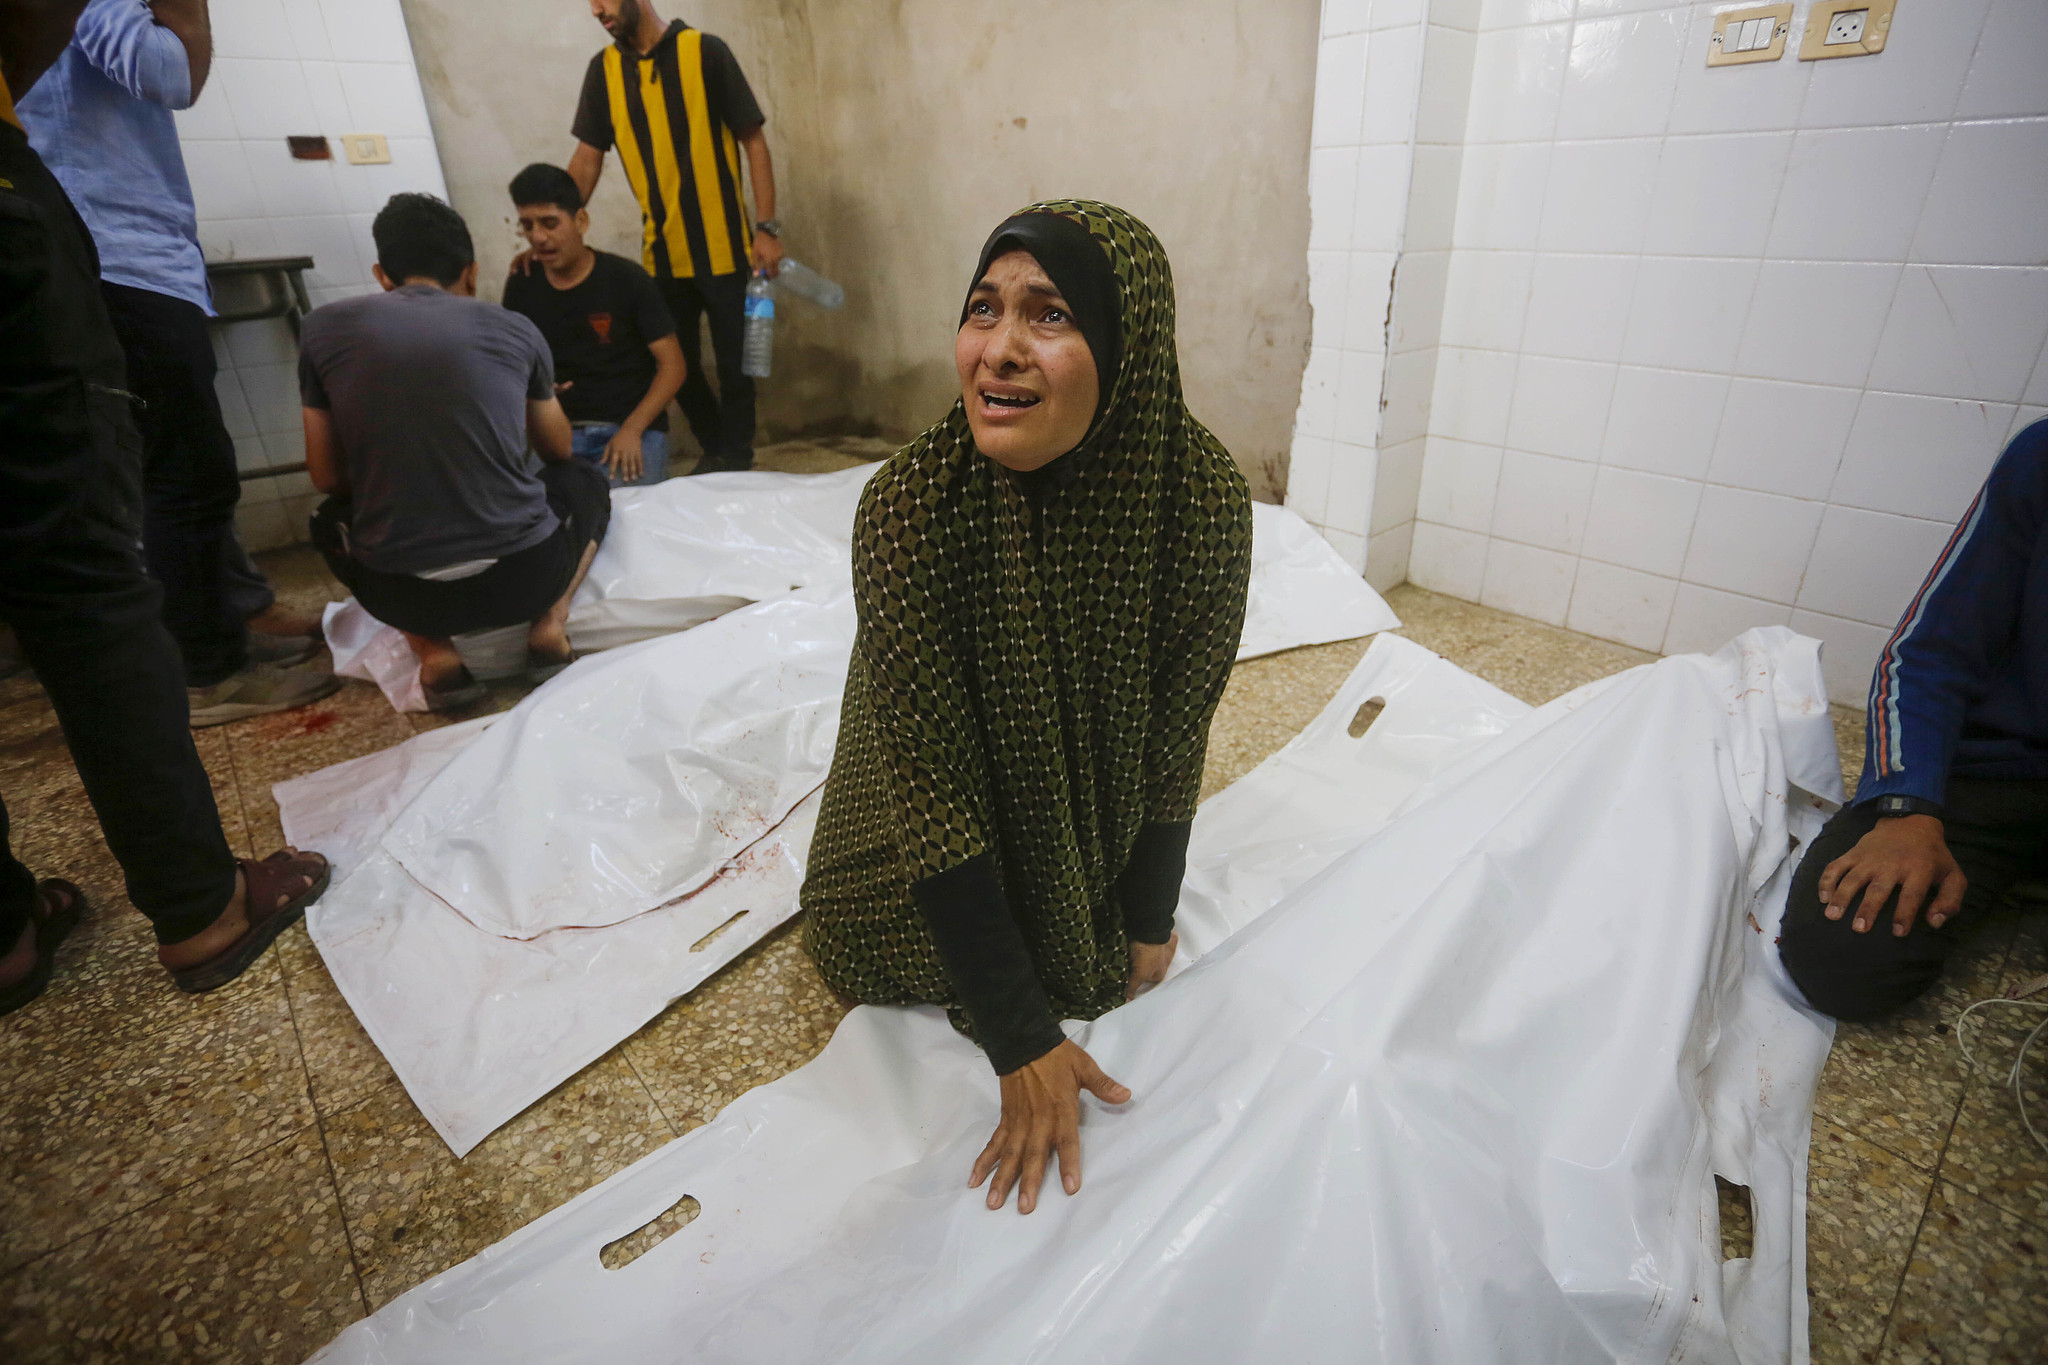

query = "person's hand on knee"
(1819, 814), (1967, 937)
(603, 427), (645, 482)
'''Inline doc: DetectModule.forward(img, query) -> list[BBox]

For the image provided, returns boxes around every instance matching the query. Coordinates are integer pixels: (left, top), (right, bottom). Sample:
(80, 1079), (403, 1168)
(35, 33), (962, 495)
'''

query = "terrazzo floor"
(2, 446), (2041, 1362)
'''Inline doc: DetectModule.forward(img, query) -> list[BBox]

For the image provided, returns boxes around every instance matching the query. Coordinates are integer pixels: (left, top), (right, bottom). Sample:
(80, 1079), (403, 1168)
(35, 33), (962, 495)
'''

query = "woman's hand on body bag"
(969, 1039), (1130, 1214)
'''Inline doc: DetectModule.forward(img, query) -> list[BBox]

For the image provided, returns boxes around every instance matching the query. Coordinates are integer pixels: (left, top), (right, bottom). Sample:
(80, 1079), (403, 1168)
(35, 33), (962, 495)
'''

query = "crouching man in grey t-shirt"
(298, 194), (611, 713)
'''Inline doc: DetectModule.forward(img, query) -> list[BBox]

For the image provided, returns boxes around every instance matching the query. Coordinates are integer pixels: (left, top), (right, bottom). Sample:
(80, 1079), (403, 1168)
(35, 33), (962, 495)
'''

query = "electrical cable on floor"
(1954, 981), (2048, 1159)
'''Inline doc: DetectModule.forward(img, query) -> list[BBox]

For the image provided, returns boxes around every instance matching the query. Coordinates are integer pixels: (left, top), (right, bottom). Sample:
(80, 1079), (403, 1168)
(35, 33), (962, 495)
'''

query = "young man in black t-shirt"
(502, 163), (685, 486)
(566, 1), (780, 474)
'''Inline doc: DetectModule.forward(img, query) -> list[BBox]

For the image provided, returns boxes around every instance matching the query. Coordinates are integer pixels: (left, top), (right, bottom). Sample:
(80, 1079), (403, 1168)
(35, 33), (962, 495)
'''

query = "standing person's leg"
(0, 798), (37, 955)
(226, 527), (327, 640)
(223, 529), (318, 663)
(1778, 779), (2048, 1019)
(1, 490), (333, 993)
(0, 120), (327, 1003)
(0, 124), (133, 1007)
(99, 286), (335, 726)
(99, 283), (249, 687)
(658, 278), (721, 471)
(0, 797), (88, 1014)
(2, 504), (239, 945)
(220, 528), (276, 621)
(699, 270), (756, 472)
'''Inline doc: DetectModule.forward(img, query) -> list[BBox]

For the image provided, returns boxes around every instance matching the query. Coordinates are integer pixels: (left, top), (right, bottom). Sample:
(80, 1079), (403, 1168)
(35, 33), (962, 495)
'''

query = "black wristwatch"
(1871, 794), (1944, 821)
(754, 218), (781, 238)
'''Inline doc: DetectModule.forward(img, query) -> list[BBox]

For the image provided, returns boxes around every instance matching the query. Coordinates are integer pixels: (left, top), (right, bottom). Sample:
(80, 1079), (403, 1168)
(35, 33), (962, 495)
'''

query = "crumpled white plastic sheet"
(1238, 498), (1398, 659)
(307, 628), (1842, 1365)
(326, 469), (1399, 712)
(324, 467), (875, 711)
(567, 464), (878, 651)
(384, 590), (852, 938)
(324, 597), (429, 714)
(282, 589), (854, 1154)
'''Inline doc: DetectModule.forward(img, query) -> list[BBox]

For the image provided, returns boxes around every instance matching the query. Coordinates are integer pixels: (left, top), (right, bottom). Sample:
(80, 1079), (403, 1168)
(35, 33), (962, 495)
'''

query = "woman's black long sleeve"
(912, 819), (1193, 1074)
(912, 854), (1069, 1076)
(1117, 819), (1192, 945)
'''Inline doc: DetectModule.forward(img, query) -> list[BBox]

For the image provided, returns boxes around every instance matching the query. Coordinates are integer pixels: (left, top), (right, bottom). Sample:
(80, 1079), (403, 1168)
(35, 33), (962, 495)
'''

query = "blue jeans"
(570, 423), (668, 487)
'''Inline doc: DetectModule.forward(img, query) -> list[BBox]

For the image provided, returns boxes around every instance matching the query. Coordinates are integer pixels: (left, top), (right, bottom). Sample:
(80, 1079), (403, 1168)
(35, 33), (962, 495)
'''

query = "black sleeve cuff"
(912, 853), (1067, 1076)
(1117, 820), (1192, 945)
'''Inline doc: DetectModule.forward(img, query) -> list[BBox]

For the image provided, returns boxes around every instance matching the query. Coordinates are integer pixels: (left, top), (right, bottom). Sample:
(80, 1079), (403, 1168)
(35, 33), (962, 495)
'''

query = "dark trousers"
(100, 282), (250, 687)
(222, 532), (276, 620)
(1778, 778), (2048, 1020)
(659, 272), (755, 470)
(0, 125), (237, 952)
(309, 459), (611, 639)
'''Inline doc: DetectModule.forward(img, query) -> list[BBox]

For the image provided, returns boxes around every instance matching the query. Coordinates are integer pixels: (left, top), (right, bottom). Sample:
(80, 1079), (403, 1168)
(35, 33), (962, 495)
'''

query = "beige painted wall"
(399, 0), (1316, 499)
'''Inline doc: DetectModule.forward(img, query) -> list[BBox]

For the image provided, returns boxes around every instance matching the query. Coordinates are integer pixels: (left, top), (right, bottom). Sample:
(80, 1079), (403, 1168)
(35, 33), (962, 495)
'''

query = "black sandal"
(525, 648), (578, 684)
(422, 665), (488, 715)
(0, 879), (87, 1019)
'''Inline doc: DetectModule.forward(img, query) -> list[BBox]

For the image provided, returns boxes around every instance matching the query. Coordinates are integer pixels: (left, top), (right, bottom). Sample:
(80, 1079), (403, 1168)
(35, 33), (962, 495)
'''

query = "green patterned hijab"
(803, 199), (1253, 1028)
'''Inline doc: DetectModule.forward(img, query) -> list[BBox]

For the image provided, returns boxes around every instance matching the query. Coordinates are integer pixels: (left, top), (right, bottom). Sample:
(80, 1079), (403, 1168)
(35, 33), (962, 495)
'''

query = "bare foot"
(157, 852), (325, 989)
(527, 538), (595, 668)
(526, 617), (573, 665)
(158, 868), (254, 971)
(400, 631), (470, 691)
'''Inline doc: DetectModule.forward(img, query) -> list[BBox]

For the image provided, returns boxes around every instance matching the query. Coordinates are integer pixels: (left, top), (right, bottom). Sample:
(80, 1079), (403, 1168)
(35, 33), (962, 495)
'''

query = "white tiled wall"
(177, 0), (449, 550)
(1289, 0), (1481, 591)
(1300, 0), (2048, 704)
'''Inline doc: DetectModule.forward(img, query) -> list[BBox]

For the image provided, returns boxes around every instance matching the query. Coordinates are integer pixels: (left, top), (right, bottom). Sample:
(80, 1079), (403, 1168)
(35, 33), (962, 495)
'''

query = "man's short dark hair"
(509, 163), (583, 215)
(372, 193), (475, 287)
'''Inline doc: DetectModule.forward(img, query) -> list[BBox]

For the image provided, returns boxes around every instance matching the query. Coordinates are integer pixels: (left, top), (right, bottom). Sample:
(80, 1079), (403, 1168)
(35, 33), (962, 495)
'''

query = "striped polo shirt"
(572, 21), (764, 281)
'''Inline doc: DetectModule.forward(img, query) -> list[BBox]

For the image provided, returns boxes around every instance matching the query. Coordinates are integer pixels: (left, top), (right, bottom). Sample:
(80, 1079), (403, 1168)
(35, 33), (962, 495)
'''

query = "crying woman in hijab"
(801, 201), (1253, 1216)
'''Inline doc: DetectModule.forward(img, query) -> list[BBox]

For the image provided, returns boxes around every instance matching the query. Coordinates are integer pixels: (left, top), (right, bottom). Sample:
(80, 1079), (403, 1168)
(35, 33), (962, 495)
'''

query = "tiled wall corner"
(180, 0), (449, 550)
(1295, 0), (1477, 580)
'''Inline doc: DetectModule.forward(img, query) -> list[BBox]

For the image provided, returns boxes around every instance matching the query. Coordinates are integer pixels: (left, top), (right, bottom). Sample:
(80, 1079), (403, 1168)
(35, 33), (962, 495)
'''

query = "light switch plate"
(1800, 0), (1894, 60)
(1707, 4), (1793, 66)
(341, 133), (391, 165)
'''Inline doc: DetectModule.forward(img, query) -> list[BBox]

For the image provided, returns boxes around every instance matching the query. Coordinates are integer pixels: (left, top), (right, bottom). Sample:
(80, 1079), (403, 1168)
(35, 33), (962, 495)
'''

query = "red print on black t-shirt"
(589, 312), (613, 344)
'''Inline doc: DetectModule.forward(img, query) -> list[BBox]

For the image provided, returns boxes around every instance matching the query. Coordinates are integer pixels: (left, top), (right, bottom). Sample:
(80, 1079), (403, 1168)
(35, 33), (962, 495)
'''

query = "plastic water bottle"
(742, 273), (775, 378)
(775, 258), (845, 310)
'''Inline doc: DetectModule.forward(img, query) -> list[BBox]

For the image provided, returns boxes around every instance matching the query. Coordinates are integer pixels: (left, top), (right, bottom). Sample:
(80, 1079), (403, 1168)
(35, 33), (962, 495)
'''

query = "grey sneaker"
(247, 631), (319, 666)
(188, 663), (342, 728)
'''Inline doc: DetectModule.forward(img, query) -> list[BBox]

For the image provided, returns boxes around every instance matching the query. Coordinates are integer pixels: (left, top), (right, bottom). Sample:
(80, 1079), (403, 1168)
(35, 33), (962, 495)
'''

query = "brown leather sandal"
(0, 879), (87, 1019)
(168, 850), (330, 995)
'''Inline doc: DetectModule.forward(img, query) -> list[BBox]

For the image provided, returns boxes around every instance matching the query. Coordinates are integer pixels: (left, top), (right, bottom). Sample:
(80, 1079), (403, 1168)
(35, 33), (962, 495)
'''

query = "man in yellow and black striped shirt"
(567, 0), (780, 473)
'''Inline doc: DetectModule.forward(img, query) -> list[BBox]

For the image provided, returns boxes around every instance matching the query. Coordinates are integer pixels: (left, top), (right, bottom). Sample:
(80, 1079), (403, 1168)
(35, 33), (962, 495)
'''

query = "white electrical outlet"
(1800, 0), (1893, 59)
(1826, 8), (1868, 43)
(342, 133), (391, 165)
